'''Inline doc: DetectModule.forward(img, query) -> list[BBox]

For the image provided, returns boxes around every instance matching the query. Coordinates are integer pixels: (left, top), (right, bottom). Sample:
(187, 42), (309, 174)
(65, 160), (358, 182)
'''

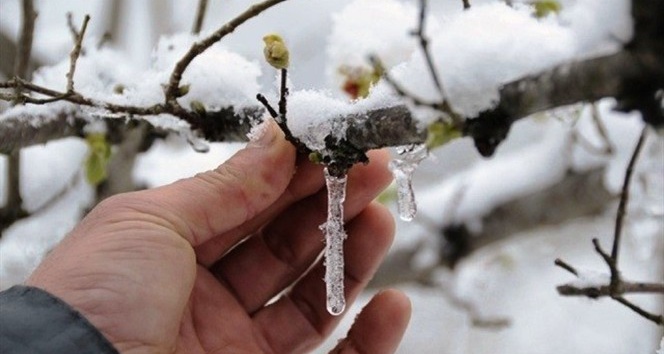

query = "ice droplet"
(182, 129), (210, 153)
(320, 167), (348, 316)
(389, 144), (428, 221)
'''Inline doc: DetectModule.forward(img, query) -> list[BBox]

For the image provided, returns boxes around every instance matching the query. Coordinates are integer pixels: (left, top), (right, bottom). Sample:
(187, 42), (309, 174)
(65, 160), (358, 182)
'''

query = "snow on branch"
(0, 49), (653, 157)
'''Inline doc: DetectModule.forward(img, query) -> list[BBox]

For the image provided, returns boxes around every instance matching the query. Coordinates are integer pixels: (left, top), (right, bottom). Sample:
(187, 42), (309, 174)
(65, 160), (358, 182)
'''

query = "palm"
(28, 133), (411, 353)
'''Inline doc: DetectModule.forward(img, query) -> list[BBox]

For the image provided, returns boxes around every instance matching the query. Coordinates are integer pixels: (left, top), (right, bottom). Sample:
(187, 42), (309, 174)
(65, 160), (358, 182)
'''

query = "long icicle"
(320, 167), (348, 315)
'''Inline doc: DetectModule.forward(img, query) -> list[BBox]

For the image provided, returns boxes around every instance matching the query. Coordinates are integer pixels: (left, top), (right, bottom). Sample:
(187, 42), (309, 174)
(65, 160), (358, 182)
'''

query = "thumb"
(330, 289), (411, 354)
(138, 120), (296, 246)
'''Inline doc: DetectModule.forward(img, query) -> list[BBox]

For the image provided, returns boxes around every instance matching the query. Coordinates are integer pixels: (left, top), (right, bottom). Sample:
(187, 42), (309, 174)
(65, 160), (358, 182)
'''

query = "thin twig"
(256, 93), (278, 118)
(192, 0), (209, 35)
(413, 0), (444, 99)
(554, 258), (578, 276)
(164, 0), (289, 104)
(613, 296), (663, 325)
(369, 56), (440, 110)
(278, 68), (288, 123)
(14, 0), (36, 82)
(590, 103), (614, 154)
(611, 127), (647, 263)
(3, 78), (166, 116)
(66, 14), (90, 93)
(66, 12), (80, 40)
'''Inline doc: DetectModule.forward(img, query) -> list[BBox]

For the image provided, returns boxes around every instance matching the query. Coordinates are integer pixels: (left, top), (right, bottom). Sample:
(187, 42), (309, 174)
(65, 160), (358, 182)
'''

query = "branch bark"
(557, 282), (664, 297)
(1, 0), (36, 233)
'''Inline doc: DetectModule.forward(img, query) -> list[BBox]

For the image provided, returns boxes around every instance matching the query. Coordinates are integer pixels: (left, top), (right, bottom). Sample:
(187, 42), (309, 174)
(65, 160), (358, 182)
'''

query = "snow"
(320, 167), (348, 316)
(418, 118), (572, 228)
(325, 0), (439, 93)
(1, 0), (662, 352)
(0, 170), (94, 290)
(286, 83), (400, 151)
(566, 268), (611, 288)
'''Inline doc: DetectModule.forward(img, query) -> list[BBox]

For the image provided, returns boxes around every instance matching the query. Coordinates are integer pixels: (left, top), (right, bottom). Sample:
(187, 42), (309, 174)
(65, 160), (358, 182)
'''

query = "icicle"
(320, 167), (348, 316)
(182, 129), (210, 153)
(389, 144), (428, 221)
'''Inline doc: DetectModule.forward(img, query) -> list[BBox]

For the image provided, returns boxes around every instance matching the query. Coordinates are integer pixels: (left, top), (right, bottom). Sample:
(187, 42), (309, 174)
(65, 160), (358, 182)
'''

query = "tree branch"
(163, 0), (289, 108)
(65, 14), (90, 93)
(439, 167), (614, 267)
(1, 0), (36, 233)
(555, 127), (662, 326)
(557, 282), (664, 297)
(14, 0), (37, 82)
(192, 0), (209, 35)
(611, 127), (647, 264)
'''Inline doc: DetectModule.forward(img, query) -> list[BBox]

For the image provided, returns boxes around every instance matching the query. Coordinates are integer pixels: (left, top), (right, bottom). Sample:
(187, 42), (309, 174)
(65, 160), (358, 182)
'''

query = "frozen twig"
(192, 0), (209, 35)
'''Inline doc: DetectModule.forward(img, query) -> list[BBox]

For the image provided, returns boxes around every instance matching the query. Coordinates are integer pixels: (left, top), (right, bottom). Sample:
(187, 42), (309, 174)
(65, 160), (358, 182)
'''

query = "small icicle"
(183, 129), (210, 153)
(389, 144), (428, 221)
(320, 167), (348, 316)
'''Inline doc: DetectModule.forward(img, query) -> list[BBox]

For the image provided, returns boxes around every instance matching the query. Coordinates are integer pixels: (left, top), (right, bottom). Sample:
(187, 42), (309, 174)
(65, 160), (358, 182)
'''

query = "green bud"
(532, 0), (562, 18)
(84, 133), (112, 186)
(178, 84), (191, 97)
(190, 100), (207, 116)
(425, 121), (462, 149)
(113, 84), (125, 94)
(308, 151), (324, 164)
(263, 33), (290, 70)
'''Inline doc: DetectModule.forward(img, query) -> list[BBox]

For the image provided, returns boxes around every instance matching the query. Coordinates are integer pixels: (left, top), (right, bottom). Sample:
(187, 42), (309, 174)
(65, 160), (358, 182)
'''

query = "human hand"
(27, 122), (411, 353)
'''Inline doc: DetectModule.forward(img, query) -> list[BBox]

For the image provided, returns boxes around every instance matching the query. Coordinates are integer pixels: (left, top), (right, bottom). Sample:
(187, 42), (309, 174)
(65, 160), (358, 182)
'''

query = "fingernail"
(248, 119), (277, 147)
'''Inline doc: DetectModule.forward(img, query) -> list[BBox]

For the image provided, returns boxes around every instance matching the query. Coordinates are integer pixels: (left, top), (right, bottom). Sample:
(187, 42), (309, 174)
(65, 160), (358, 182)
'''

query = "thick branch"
(465, 51), (647, 156)
(0, 105), (263, 154)
(0, 49), (659, 159)
(557, 282), (664, 297)
(439, 167), (614, 267)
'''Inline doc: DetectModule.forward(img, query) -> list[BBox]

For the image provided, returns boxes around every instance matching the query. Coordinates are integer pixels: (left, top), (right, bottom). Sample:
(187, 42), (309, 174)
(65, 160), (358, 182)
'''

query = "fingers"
(194, 152), (326, 265)
(127, 121), (296, 247)
(197, 149), (391, 266)
(330, 290), (411, 354)
(251, 203), (396, 354)
(208, 152), (392, 312)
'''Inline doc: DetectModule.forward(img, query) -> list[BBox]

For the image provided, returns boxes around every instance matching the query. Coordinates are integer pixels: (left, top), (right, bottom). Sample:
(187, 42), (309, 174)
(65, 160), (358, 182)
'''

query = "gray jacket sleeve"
(0, 285), (119, 354)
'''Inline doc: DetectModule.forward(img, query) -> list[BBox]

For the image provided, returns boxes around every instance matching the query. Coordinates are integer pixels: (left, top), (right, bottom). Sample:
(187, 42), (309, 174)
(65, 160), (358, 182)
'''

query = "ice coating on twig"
(320, 167), (348, 316)
(182, 129), (210, 153)
(389, 144), (428, 221)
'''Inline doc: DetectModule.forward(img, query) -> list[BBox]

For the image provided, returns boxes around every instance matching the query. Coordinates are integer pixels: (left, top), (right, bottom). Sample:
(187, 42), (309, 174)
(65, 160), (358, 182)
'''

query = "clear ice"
(320, 167), (348, 316)
(183, 129), (210, 153)
(389, 144), (428, 221)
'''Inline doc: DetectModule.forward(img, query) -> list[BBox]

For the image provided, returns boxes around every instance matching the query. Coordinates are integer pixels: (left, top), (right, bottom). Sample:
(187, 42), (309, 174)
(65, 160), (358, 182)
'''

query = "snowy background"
(1, 0), (663, 353)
